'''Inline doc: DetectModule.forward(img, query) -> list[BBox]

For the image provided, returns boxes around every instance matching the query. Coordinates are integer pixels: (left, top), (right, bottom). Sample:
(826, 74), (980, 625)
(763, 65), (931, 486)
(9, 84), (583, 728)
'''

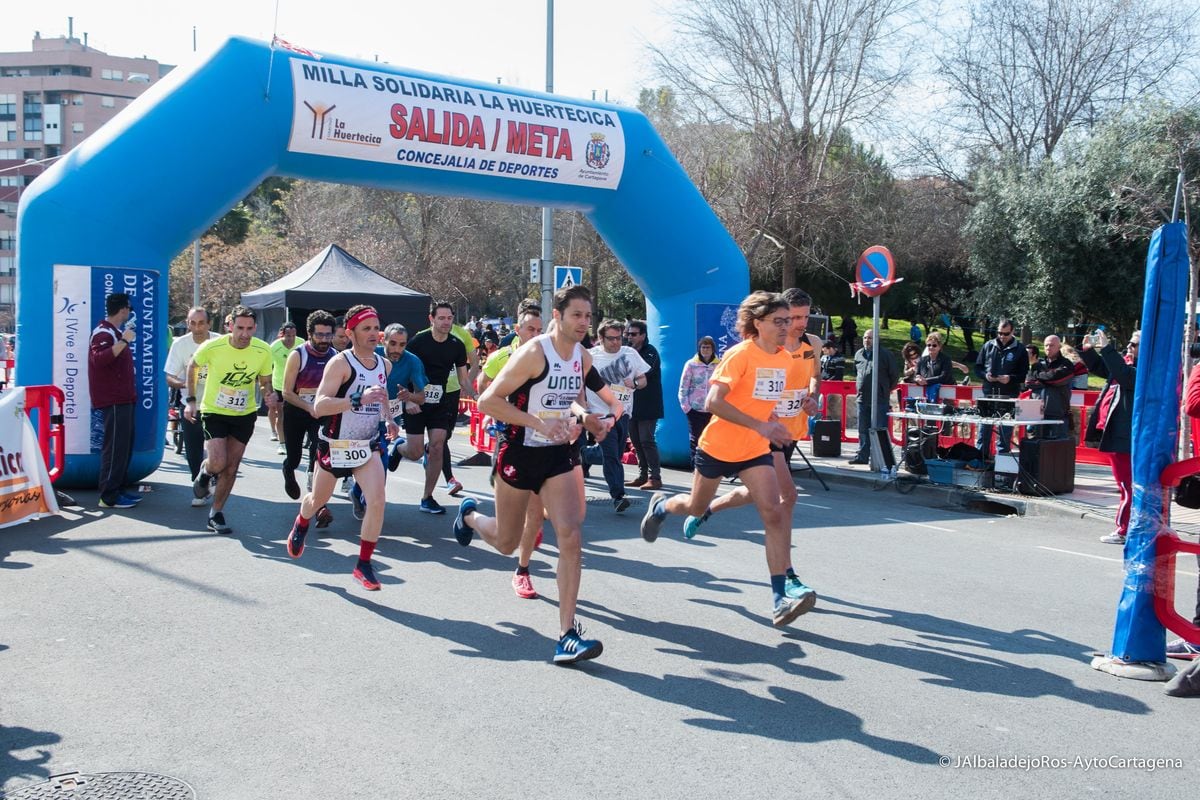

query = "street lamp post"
(539, 0), (555, 320)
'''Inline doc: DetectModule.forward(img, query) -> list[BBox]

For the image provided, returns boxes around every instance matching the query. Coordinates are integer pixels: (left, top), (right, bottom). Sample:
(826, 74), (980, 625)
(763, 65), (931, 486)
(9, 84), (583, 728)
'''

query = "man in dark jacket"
(974, 319), (1028, 455)
(88, 292), (141, 510)
(850, 328), (899, 465)
(1081, 329), (1136, 544)
(625, 319), (664, 490)
(1026, 334), (1074, 439)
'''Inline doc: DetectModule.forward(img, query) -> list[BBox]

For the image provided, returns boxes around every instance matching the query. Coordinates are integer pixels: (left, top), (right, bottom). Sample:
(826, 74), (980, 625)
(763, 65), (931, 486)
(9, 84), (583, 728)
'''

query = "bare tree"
(650, 0), (916, 288)
(937, 0), (1197, 165)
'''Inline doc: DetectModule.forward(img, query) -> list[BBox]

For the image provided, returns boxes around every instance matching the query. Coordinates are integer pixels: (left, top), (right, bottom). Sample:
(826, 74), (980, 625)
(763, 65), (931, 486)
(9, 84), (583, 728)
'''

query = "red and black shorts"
(495, 439), (574, 492)
(201, 412), (257, 445)
(315, 439), (382, 480)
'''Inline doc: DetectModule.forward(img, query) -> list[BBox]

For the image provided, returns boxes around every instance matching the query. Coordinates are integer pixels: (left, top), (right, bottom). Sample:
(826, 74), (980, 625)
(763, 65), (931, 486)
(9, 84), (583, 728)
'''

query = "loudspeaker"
(1017, 437), (1075, 495)
(811, 419), (841, 457)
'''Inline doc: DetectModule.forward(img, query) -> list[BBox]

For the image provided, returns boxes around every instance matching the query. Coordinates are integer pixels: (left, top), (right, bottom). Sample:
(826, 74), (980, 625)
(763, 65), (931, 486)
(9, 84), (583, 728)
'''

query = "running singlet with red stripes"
(501, 334), (584, 448)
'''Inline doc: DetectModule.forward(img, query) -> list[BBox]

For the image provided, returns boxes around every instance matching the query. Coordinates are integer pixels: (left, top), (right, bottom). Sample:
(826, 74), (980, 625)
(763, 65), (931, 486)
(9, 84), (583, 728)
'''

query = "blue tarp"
(1112, 221), (1189, 662)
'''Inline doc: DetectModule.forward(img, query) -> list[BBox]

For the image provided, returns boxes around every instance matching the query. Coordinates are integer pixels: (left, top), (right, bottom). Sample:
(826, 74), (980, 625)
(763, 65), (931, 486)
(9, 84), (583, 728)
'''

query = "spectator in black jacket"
(820, 339), (845, 380)
(974, 319), (1029, 455)
(625, 319), (663, 490)
(914, 331), (953, 402)
(1026, 334), (1074, 439)
(1081, 329), (1137, 545)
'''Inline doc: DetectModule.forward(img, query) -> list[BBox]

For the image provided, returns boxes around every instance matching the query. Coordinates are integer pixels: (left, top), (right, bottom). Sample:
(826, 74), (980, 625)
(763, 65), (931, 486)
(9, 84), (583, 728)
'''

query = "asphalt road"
(1, 421), (1196, 798)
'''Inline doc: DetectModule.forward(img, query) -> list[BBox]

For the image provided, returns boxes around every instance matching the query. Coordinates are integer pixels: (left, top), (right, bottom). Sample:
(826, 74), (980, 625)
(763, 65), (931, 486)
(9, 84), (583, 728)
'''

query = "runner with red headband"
(286, 304), (399, 590)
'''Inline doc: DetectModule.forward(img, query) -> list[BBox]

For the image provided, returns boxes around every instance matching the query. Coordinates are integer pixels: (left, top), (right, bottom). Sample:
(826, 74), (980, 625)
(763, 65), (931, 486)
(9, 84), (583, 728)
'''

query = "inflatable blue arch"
(16, 37), (748, 487)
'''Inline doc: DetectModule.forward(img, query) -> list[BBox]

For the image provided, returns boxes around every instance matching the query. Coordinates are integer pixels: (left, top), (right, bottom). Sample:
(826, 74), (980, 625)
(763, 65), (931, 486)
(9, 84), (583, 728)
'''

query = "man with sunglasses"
(280, 311), (338, 524)
(974, 319), (1028, 456)
(585, 318), (652, 512)
(624, 319), (664, 490)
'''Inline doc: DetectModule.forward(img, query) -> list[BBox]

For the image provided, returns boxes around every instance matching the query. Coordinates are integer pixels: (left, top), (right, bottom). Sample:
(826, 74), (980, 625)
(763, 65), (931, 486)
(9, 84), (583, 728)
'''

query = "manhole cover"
(1, 772), (195, 800)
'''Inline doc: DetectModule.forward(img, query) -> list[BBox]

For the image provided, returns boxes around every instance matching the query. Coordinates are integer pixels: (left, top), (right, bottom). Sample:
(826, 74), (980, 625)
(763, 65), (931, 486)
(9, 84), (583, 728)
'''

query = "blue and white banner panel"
(286, 59), (625, 189)
(52, 264), (164, 456)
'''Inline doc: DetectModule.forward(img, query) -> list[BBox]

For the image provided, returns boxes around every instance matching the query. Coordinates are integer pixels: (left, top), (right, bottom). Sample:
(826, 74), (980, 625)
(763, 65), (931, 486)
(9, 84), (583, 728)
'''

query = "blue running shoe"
(784, 575), (818, 606)
(419, 497), (445, 515)
(640, 492), (667, 543)
(453, 497), (477, 546)
(99, 495), (138, 509)
(553, 621), (603, 665)
(683, 509), (711, 540)
(118, 492), (144, 505)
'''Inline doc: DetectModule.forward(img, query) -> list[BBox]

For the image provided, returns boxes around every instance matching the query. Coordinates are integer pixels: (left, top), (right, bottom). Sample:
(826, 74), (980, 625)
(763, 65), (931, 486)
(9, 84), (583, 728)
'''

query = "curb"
(803, 463), (1113, 522)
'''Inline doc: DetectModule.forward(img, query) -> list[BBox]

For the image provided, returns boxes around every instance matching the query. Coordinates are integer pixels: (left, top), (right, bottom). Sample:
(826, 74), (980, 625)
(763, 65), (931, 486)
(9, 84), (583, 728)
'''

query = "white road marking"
(796, 502), (832, 509)
(1037, 546), (1198, 577)
(884, 517), (956, 532)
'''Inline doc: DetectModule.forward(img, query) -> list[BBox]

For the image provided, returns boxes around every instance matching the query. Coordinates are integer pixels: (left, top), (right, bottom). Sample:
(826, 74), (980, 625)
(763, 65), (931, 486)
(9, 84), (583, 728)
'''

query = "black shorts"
(315, 439), (381, 480)
(694, 448), (774, 480)
(201, 412), (257, 445)
(404, 391), (460, 435)
(496, 439), (574, 492)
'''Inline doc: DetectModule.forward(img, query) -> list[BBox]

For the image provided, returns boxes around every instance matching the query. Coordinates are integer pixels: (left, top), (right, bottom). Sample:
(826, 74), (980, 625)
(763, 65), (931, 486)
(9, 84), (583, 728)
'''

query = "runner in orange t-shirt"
(680, 289), (822, 600)
(640, 291), (817, 628)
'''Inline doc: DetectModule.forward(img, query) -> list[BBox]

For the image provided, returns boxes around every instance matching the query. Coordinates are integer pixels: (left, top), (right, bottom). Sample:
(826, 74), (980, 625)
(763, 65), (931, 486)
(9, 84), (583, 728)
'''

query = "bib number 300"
(329, 439), (373, 469)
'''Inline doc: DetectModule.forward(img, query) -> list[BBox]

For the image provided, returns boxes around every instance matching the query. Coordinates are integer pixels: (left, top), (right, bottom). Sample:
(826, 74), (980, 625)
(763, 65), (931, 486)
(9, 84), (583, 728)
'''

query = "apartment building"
(0, 27), (170, 330)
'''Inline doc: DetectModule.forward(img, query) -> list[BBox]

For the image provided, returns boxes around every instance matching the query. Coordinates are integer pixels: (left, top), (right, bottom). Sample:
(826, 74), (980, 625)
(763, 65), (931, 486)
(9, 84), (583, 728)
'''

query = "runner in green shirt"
(184, 305), (276, 535)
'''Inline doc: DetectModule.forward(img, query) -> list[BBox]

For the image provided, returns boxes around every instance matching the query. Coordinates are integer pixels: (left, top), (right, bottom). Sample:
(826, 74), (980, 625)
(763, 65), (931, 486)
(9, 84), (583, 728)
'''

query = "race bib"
(609, 383), (633, 407)
(525, 409), (572, 447)
(389, 398), (403, 419)
(215, 386), (250, 411)
(423, 384), (444, 405)
(298, 388), (316, 405)
(752, 368), (786, 401)
(775, 389), (806, 418)
(328, 438), (374, 469)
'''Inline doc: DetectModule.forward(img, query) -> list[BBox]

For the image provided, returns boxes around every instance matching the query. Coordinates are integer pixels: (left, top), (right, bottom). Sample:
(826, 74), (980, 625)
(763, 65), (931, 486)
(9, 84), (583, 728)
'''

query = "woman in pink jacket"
(678, 336), (721, 467)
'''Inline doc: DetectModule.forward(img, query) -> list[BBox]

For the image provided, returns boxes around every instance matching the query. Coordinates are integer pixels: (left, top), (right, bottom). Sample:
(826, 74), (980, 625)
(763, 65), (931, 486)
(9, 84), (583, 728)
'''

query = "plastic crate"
(925, 458), (961, 485)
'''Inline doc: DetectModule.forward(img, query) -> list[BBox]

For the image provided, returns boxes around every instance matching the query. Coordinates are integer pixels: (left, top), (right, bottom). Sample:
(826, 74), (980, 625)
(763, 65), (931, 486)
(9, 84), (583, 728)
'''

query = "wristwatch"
(185, 396), (196, 403)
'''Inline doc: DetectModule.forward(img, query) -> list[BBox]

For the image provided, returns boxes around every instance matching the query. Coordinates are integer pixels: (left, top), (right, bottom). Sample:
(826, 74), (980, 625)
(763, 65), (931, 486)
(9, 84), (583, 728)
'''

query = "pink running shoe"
(512, 571), (538, 599)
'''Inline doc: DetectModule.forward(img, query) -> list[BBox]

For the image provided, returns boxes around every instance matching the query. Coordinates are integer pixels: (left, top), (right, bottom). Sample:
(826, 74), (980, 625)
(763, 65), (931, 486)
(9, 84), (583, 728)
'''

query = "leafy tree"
(963, 104), (1200, 339)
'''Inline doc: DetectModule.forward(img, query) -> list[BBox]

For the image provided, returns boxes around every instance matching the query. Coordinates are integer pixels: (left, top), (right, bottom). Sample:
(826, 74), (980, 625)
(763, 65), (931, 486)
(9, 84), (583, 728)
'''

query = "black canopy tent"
(240, 244), (431, 337)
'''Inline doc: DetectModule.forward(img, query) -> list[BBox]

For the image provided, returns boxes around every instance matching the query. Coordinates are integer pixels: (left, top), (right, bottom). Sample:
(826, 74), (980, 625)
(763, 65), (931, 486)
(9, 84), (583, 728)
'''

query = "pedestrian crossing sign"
(555, 265), (583, 290)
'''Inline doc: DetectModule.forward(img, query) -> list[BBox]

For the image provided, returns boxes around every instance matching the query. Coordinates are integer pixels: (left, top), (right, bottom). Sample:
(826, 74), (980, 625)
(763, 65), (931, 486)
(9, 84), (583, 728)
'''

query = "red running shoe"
(353, 561), (381, 590)
(315, 505), (333, 528)
(512, 571), (537, 599)
(286, 516), (308, 559)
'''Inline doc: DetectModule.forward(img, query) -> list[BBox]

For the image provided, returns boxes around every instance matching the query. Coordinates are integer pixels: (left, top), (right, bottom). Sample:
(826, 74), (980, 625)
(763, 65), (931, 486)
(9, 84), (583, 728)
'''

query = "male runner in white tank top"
(452, 285), (621, 664)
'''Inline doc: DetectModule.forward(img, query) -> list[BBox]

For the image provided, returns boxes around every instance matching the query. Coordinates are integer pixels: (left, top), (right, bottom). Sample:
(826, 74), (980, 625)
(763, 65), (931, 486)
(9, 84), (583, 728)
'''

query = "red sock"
(295, 513), (310, 531)
(359, 539), (377, 562)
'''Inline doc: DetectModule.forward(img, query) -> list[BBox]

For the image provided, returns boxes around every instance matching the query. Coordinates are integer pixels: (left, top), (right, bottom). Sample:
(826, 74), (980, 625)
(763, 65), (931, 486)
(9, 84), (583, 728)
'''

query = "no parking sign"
(853, 246), (898, 297)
